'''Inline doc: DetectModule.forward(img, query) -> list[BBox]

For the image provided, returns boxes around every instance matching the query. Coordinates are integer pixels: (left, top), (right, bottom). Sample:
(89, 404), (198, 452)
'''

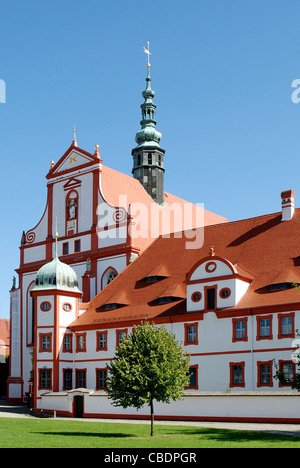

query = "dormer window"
(145, 276), (159, 283)
(96, 302), (125, 312)
(257, 283), (293, 293)
(149, 296), (181, 306)
(158, 296), (173, 304)
(136, 275), (167, 287)
(186, 254), (251, 313)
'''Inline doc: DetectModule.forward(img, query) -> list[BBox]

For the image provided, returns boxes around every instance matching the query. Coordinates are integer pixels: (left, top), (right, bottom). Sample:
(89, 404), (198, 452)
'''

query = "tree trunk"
(150, 398), (154, 437)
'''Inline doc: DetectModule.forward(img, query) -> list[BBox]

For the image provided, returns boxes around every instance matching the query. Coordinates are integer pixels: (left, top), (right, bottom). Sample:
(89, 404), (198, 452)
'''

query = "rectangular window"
(256, 315), (273, 341)
(39, 369), (52, 389)
(260, 319), (270, 336)
(76, 370), (86, 388)
(278, 313), (295, 339)
(257, 361), (273, 387)
(39, 333), (52, 352)
(96, 369), (107, 390)
(97, 331), (108, 351)
(116, 329), (127, 347)
(74, 240), (81, 252)
(63, 243), (69, 255)
(278, 361), (295, 386)
(76, 333), (86, 352)
(232, 318), (248, 342)
(229, 362), (245, 387)
(63, 334), (73, 353)
(63, 369), (73, 390)
(205, 286), (216, 311)
(185, 365), (198, 389)
(42, 335), (50, 350)
(184, 323), (198, 345)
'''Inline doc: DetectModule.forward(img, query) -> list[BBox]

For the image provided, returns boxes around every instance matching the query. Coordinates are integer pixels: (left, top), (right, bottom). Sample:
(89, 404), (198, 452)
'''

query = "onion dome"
(134, 65), (162, 148)
(32, 233), (80, 293)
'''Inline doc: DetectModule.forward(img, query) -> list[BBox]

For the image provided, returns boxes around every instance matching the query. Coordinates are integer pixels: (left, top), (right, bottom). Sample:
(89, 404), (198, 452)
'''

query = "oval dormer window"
(205, 262), (217, 273)
(191, 292), (202, 302)
(219, 288), (231, 299)
(41, 301), (51, 311)
(63, 303), (72, 311)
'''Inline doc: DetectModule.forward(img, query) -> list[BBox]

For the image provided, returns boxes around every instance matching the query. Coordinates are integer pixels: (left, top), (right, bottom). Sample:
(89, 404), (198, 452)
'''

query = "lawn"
(0, 417), (299, 448)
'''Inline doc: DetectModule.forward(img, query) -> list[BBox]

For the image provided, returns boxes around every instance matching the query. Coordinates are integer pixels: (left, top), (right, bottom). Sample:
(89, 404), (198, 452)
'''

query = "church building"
(8, 48), (300, 423)
(7, 49), (226, 403)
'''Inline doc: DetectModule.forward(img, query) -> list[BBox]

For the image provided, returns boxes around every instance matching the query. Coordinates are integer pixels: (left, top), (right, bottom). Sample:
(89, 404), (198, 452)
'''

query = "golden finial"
(94, 144), (101, 160)
(209, 246), (215, 256)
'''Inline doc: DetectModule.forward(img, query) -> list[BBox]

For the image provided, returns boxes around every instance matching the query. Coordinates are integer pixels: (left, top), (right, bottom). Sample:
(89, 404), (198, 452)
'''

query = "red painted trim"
(232, 317), (248, 343)
(204, 284), (217, 311)
(40, 301), (52, 312)
(191, 291), (202, 303)
(186, 256), (237, 282)
(96, 330), (108, 351)
(219, 287), (231, 299)
(185, 364), (198, 390)
(205, 261), (217, 273)
(257, 360), (273, 387)
(187, 273), (252, 286)
(76, 332), (87, 353)
(44, 411), (300, 425)
(38, 368), (53, 391)
(256, 314), (273, 341)
(116, 328), (128, 348)
(229, 361), (245, 388)
(39, 333), (52, 353)
(278, 312), (295, 339)
(62, 333), (73, 353)
(184, 322), (198, 346)
(278, 360), (296, 387)
(95, 367), (108, 390)
(47, 144), (100, 180)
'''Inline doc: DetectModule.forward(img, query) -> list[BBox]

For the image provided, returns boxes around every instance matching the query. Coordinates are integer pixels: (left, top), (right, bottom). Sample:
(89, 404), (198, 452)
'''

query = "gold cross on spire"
(143, 41), (151, 68)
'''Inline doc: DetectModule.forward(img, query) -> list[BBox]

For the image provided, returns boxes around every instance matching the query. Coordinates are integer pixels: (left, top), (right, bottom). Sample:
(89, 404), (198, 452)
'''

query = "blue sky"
(1, 0), (300, 318)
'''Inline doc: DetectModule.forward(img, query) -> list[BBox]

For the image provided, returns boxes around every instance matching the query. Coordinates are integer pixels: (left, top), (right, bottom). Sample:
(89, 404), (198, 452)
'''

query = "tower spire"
(131, 43), (166, 205)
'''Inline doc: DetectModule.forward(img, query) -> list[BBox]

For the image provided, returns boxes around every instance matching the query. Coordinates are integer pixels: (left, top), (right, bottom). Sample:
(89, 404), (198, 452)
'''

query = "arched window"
(101, 267), (118, 289)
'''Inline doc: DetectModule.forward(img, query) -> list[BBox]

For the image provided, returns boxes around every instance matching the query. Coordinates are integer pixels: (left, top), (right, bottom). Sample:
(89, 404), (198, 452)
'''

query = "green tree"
(106, 321), (191, 436)
(274, 329), (300, 390)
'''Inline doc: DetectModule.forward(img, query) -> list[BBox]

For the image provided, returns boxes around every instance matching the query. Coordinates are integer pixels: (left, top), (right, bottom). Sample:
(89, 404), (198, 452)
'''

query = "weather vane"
(143, 41), (151, 68)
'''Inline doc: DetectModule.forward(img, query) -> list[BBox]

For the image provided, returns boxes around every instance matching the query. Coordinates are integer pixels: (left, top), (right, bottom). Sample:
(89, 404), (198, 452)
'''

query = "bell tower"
(132, 43), (165, 205)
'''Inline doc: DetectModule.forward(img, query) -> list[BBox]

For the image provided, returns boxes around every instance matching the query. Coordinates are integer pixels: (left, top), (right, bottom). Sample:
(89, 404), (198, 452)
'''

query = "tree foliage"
(106, 321), (191, 435)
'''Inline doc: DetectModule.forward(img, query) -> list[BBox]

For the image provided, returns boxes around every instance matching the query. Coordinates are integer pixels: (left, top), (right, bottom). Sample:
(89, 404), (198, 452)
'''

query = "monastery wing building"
(7, 55), (226, 403)
(11, 188), (300, 423)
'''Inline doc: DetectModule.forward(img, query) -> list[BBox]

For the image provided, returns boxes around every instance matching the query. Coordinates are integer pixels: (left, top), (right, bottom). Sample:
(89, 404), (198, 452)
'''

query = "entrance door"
(74, 395), (84, 418)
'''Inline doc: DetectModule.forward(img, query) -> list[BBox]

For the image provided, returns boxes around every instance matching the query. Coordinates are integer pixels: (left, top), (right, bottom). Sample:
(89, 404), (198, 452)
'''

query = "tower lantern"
(132, 42), (165, 205)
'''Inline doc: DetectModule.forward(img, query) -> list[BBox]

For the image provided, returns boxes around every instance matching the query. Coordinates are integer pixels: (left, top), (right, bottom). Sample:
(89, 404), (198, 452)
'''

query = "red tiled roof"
(71, 209), (300, 330)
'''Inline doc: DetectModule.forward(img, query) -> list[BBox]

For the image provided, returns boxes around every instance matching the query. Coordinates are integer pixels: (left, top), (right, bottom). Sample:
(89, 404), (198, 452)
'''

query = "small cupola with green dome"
(132, 42), (165, 205)
(32, 231), (81, 293)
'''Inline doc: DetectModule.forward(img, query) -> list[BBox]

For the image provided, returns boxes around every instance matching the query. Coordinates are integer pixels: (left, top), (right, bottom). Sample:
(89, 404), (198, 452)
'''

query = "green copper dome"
(32, 238), (80, 293)
(134, 66), (162, 148)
